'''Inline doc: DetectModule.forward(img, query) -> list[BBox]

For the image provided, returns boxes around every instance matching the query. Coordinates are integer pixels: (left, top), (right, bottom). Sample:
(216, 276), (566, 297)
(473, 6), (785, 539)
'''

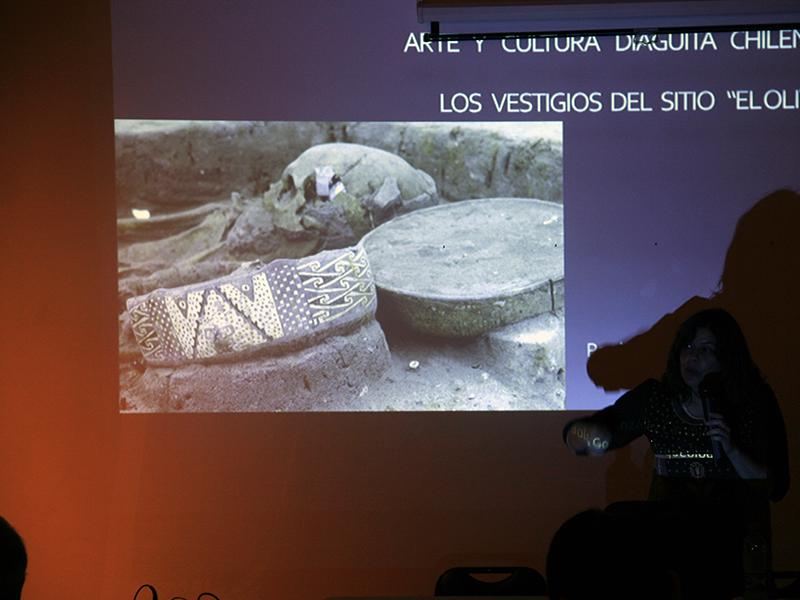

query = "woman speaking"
(564, 308), (789, 598)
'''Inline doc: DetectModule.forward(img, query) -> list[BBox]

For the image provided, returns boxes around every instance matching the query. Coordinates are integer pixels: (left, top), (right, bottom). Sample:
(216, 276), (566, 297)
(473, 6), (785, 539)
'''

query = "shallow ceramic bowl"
(362, 197), (564, 337)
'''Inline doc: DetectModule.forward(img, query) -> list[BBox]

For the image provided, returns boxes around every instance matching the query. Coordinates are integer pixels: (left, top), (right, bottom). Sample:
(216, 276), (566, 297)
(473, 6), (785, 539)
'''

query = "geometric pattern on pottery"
(127, 244), (376, 365)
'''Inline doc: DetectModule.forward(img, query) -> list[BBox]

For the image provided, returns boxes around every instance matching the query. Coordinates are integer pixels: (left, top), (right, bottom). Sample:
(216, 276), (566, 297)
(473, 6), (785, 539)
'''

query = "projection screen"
(112, 1), (800, 412)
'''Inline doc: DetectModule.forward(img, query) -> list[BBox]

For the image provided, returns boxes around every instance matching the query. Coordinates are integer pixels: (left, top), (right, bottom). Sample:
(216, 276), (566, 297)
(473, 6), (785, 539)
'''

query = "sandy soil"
(321, 317), (564, 412)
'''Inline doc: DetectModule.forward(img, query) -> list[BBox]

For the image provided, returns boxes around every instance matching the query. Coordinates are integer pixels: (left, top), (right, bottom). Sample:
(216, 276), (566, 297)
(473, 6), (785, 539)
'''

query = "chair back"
(434, 566), (546, 596)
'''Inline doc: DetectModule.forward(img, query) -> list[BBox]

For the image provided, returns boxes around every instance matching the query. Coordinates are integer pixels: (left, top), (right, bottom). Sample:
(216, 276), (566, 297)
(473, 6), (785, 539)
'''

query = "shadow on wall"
(587, 188), (799, 394)
(586, 188), (800, 560)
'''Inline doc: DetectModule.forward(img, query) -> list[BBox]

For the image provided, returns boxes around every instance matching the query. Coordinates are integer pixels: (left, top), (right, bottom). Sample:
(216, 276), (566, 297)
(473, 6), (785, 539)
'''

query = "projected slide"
(111, 1), (799, 412)
(117, 121), (564, 412)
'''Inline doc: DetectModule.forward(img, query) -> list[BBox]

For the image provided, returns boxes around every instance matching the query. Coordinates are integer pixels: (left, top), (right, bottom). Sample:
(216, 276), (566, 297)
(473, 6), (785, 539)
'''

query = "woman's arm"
(708, 411), (769, 479)
(564, 379), (655, 455)
(713, 383), (790, 496)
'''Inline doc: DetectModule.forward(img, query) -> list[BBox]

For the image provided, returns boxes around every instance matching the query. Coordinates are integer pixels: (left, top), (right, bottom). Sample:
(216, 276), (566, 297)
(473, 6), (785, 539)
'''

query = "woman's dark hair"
(662, 308), (765, 406)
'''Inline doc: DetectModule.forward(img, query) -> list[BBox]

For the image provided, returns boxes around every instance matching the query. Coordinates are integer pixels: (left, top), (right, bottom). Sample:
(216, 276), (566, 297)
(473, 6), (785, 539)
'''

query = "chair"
(771, 571), (800, 598)
(434, 566), (546, 596)
(132, 585), (221, 600)
(133, 584), (158, 600)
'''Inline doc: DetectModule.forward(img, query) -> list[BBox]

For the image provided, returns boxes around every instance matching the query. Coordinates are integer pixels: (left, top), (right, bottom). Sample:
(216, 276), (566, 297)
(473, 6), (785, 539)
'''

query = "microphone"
(699, 373), (723, 463)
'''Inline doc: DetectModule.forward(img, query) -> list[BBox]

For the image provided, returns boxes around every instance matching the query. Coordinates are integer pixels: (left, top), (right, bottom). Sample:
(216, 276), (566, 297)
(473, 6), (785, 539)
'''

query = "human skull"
(264, 142), (438, 246)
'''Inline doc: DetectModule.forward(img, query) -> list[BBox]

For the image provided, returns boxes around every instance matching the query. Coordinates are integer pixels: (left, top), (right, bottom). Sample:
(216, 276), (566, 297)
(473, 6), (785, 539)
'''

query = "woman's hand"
(706, 411), (733, 454)
(707, 412), (768, 480)
(566, 421), (612, 456)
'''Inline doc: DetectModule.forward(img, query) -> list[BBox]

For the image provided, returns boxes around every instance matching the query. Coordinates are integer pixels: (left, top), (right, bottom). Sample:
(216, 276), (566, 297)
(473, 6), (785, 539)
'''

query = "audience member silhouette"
(0, 516), (26, 600)
(546, 508), (678, 600)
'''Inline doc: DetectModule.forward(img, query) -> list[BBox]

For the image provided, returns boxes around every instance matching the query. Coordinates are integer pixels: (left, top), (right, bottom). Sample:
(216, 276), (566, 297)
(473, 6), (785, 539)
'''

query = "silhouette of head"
(0, 516), (26, 600)
(546, 509), (676, 600)
(720, 189), (800, 302)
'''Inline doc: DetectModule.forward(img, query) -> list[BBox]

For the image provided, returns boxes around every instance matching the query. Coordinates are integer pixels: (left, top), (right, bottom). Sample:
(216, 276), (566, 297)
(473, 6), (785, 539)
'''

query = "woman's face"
(679, 326), (722, 391)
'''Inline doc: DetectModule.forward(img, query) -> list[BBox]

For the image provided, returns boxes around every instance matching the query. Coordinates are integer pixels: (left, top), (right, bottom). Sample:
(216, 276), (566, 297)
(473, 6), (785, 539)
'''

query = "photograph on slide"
(117, 120), (564, 412)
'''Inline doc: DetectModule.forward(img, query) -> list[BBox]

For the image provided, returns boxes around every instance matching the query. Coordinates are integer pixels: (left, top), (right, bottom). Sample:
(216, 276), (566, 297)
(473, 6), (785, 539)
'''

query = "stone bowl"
(362, 198), (564, 337)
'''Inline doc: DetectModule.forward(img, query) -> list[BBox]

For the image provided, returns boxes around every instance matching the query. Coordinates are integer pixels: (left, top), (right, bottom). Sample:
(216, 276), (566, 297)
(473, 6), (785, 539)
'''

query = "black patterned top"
(566, 378), (789, 504)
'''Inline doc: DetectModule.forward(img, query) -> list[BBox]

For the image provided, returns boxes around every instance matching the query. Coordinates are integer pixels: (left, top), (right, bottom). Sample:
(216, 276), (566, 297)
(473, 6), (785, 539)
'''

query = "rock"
(119, 319), (391, 412)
